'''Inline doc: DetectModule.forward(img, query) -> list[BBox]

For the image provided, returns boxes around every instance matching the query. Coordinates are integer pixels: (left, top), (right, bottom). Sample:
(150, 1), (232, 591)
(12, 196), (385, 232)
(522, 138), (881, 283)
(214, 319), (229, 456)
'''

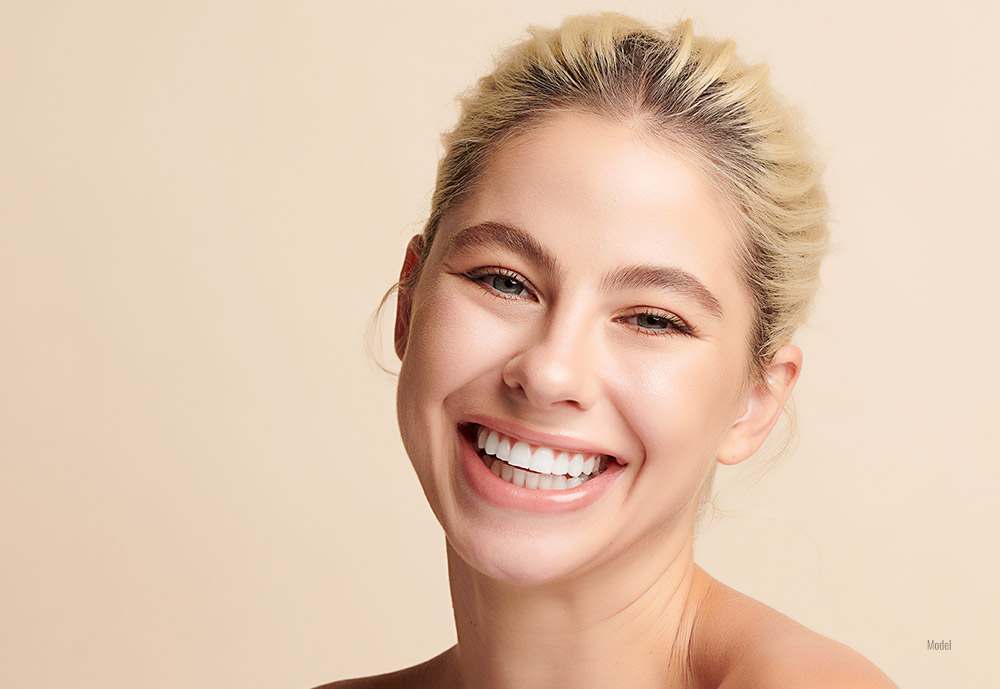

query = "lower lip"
(457, 428), (625, 514)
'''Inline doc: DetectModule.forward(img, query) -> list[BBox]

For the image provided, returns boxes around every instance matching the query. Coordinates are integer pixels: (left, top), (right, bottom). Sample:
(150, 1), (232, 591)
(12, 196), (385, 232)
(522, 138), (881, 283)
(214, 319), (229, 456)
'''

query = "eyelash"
(615, 309), (696, 337)
(463, 266), (538, 301)
(462, 266), (696, 337)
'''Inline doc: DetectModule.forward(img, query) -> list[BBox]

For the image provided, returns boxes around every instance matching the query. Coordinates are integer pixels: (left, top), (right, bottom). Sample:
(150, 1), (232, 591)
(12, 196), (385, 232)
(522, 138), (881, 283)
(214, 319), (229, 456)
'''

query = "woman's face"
(396, 111), (761, 586)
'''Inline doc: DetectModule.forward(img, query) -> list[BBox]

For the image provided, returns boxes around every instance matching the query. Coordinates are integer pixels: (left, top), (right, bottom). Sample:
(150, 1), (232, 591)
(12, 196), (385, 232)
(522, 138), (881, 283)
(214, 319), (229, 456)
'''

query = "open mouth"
(466, 423), (613, 491)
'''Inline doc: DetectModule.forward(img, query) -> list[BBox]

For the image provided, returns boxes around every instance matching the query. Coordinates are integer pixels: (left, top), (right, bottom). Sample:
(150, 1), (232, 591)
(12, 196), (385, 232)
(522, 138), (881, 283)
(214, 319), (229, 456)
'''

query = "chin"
(447, 527), (600, 588)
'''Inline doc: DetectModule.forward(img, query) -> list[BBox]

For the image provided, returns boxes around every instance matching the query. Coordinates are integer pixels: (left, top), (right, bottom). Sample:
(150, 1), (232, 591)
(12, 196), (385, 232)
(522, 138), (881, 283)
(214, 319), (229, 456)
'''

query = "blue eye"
(635, 313), (671, 330)
(619, 310), (695, 337)
(490, 274), (525, 295)
(463, 266), (535, 300)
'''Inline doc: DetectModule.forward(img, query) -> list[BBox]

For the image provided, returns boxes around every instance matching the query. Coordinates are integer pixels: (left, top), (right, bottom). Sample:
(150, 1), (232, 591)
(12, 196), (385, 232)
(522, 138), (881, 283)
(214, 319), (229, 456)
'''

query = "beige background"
(2, 1), (997, 687)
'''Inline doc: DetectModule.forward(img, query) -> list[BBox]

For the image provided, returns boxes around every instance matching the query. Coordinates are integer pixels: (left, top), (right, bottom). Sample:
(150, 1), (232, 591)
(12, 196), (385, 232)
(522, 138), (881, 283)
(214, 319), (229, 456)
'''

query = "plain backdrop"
(2, 1), (997, 687)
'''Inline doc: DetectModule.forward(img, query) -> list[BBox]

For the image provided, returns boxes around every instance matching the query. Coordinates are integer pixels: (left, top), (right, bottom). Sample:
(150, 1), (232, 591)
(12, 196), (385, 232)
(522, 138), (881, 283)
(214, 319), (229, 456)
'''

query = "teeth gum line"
(473, 425), (610, 491)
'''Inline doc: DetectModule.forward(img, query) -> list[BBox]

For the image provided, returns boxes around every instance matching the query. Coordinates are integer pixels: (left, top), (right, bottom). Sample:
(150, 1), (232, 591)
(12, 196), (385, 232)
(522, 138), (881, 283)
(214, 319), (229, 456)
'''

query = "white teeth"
(500, 462), (514, 482)
(496, 437), (512, 461)
(473, 424), (612, 488)
(508, 441), (532, 469)
(529, 447), (555, 474)
(480, 453), (601, 492)
(552, 452), (570, 475)
(511, 467), (527, 487)
(485, 431), (499, 455)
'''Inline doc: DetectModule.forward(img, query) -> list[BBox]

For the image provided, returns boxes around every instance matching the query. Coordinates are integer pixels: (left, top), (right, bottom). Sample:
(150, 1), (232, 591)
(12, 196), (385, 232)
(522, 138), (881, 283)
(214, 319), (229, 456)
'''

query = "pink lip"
(456, 424), (625, 514)
(462, 415), (622, 460)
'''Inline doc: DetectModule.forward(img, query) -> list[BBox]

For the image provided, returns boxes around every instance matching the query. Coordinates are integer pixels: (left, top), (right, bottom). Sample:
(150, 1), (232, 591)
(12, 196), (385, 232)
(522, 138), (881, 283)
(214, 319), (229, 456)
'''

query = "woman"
(328, 13), (898, 689)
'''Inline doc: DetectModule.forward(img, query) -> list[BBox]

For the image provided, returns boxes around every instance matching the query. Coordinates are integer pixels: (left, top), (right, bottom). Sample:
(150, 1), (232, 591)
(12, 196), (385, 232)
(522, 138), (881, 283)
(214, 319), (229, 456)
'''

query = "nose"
(501, 313), (600, 411)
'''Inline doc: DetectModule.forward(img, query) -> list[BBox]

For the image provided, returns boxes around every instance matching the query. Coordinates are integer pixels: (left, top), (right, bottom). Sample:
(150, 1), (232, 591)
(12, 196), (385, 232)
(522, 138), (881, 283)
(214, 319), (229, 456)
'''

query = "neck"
(442, 527), (710, 689)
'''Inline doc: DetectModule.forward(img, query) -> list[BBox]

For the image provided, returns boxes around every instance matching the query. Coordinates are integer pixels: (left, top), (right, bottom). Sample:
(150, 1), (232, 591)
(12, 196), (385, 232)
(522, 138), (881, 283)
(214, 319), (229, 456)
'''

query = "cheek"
(612, 343), (745, 470)
(396, 281), (525, 466)
(403, 284), (518, 397)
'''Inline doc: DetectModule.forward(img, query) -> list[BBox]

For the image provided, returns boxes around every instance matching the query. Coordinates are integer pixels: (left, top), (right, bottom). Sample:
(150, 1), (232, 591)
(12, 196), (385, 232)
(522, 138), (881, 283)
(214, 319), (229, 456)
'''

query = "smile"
(472, 423), (610, 491)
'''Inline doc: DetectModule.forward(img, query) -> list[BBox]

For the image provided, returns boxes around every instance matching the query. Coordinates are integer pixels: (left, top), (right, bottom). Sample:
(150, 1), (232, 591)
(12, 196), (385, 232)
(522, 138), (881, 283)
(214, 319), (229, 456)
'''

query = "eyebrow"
(444, 220), (724, 318)
(444, 221), (560, 279)
(601, 265), (724, 318)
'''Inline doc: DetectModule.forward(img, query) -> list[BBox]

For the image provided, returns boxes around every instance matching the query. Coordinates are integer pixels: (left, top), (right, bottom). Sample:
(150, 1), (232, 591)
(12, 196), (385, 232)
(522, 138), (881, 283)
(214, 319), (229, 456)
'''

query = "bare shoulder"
(690, 570), (899, 689)
(313, 648), (455, 689)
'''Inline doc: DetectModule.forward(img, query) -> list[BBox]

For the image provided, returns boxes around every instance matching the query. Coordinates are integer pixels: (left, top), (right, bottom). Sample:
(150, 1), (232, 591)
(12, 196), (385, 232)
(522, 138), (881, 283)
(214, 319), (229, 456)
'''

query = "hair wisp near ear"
(394, 235), (425, 360)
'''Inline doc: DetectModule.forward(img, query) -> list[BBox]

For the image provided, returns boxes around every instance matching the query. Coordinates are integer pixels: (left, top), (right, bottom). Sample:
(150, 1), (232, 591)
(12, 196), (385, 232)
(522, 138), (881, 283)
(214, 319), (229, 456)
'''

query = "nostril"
(497, 315), (602, 410)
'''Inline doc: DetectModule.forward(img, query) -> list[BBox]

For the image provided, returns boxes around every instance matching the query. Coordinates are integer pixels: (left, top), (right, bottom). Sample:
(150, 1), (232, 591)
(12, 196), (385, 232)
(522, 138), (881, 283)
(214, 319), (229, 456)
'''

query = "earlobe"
(716, 345), (802, 466)
(394, 235), (426, 361)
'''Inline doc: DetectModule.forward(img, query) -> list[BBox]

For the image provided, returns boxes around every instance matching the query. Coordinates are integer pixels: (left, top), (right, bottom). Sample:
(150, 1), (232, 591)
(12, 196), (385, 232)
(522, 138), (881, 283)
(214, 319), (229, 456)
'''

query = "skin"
(321, 112), (898, 689)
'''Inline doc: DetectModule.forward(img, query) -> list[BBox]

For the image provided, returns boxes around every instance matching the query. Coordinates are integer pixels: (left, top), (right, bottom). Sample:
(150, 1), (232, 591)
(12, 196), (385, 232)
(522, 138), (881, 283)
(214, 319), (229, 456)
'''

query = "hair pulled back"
(417, 12), (829, 380)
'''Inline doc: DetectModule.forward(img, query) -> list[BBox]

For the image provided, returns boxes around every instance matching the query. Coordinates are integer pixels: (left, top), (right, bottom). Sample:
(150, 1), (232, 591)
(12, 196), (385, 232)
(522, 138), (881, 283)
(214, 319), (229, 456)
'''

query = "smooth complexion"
(366, 112), (896, 688)
(391, 111), (799, 687)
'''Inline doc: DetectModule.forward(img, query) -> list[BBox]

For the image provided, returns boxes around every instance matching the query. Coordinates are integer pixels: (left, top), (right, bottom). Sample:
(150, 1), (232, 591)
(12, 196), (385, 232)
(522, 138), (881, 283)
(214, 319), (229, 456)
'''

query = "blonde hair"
(416, 12), (829, 381)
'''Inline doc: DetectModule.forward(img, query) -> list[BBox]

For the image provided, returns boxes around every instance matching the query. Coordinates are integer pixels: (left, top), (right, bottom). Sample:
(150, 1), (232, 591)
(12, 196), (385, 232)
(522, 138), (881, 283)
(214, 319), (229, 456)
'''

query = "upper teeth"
(476, 425), (604, 478)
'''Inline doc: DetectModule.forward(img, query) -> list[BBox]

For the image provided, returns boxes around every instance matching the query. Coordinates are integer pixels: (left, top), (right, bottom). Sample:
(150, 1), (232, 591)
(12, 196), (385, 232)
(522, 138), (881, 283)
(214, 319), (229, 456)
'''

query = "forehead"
(441, 112), (744, 287)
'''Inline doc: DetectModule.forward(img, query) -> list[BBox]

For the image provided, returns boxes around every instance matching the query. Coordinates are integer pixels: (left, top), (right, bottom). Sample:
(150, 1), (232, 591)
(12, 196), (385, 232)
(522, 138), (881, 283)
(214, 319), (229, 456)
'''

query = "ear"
(394, 235), (425, 361)
(716, 345), (802, 466)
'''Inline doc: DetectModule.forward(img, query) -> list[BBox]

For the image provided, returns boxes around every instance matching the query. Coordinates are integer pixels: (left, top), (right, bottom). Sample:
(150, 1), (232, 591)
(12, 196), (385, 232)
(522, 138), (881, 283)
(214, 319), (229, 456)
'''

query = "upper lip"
(463, 415), (622, 462)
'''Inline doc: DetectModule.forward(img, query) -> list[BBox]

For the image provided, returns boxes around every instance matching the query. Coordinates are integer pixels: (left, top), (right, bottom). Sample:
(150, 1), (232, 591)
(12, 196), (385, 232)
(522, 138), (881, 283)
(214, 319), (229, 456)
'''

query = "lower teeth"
(481, 454), (590, 490)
